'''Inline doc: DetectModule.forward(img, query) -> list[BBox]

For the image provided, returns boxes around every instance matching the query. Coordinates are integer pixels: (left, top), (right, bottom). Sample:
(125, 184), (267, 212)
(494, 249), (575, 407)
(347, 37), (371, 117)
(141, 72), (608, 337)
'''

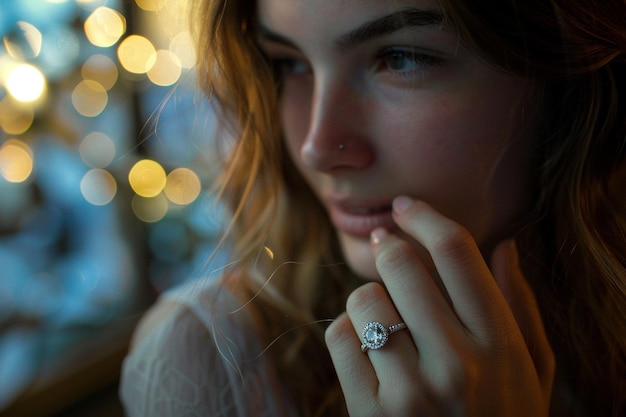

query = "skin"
(258, 0), (555, 414)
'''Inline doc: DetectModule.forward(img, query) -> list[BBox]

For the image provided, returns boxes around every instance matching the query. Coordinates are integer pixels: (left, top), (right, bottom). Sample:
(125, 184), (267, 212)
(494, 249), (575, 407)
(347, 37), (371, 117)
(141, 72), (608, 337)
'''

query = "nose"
(300, 80), (375, 173)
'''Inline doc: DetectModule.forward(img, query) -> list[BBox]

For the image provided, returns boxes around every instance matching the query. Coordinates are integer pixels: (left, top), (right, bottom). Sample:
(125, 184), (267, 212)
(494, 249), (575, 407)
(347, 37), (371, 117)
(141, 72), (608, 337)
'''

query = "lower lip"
(327, 206), (396, 238)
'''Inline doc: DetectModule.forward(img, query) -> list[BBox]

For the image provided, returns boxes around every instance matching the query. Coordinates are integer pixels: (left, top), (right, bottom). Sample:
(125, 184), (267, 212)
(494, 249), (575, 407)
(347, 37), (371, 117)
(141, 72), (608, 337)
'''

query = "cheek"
(383, 100), (494, 181)
(382, 89), (535, 240)
(389, 83), (531, 178)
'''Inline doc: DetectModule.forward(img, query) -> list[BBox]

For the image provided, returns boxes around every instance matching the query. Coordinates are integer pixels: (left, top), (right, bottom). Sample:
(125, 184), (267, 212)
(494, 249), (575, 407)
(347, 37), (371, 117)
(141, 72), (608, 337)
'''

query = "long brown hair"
(191, 1), (356, 415)
(440, 1), (626, 415)
(190, 0), (626, 415)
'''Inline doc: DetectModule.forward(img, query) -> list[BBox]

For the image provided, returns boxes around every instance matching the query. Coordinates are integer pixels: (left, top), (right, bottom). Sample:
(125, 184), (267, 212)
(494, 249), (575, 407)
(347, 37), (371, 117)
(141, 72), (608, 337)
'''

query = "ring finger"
(346, 282), (421, 392)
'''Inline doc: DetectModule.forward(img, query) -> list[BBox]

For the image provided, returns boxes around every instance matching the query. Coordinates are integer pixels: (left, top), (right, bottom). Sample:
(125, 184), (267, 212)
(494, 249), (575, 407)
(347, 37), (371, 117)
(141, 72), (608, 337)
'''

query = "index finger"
(390, 196), (516, 341)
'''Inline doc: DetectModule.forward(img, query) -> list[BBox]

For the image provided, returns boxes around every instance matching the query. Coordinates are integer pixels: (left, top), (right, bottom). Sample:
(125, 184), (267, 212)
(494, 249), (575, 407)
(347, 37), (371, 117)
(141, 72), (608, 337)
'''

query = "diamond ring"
(361, 321), (408, 352)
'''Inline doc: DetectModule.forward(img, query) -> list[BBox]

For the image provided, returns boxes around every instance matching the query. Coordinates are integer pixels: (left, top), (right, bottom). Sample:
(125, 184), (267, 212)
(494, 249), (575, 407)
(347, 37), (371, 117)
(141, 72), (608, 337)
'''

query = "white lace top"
(119, 277), (297, 416)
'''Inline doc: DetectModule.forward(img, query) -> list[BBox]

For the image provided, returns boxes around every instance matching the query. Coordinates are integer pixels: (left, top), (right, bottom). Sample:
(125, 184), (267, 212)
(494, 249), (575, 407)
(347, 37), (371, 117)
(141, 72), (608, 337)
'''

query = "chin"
(338, 232), (381, 281)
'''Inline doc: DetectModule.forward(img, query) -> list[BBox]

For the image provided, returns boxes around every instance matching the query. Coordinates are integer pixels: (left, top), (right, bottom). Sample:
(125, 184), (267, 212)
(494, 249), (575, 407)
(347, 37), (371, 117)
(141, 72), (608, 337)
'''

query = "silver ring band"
(361, 321), (407, 352)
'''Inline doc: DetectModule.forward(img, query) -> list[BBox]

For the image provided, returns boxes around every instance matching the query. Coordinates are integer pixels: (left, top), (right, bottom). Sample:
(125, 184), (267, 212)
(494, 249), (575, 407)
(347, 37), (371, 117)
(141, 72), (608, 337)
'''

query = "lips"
(326, 198), (396, 238)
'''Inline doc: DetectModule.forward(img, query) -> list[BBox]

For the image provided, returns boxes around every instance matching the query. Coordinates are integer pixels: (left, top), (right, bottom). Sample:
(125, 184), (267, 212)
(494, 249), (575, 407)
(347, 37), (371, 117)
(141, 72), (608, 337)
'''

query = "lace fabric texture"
(120, 278), (295, 417)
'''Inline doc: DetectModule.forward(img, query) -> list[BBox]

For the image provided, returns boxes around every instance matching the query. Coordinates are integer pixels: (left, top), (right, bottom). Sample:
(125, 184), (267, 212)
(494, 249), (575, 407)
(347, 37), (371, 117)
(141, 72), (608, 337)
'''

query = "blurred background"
(0, 0), (228, 415)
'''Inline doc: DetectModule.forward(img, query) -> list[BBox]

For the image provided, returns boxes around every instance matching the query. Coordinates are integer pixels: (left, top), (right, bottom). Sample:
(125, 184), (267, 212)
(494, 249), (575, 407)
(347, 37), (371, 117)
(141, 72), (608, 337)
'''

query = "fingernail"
(371, 227), (388, 245)
(393, 196), (413, 214)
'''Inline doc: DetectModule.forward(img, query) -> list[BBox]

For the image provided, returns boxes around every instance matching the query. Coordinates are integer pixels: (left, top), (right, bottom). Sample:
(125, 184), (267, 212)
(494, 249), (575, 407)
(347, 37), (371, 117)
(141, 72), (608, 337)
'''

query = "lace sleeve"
(119, 282), (295, 417)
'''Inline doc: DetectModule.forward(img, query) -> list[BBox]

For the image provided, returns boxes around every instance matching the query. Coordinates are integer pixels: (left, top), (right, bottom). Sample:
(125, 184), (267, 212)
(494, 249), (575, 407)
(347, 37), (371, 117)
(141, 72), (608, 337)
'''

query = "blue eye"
(379, 48), (438, 73)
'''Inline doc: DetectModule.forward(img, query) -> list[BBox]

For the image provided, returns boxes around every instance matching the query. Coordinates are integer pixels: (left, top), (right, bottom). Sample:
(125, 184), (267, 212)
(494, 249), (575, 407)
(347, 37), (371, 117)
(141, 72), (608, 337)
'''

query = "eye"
(269, 56), (311, 80)
(377, 47), (439, 73)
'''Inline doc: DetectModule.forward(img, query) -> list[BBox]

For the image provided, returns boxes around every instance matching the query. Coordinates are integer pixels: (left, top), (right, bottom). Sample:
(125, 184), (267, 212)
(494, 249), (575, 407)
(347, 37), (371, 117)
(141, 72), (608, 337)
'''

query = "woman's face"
(258, 0), (539, 280)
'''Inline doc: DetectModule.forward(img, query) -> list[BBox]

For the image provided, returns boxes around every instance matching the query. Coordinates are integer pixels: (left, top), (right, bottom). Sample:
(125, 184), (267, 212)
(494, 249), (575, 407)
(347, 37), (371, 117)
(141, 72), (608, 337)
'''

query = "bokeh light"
(71, 80), (108, 117)
(84, 6), (127, 48)
(132, 193), (169, 223)
(79, 132), (116, 168)
(0, 1), (225, 411)
(80, 169), (117, 206)
(169, 31), (196, 69)
(164, 167), (201, 205)
(128, 159), (167, 197)
(117, 35), (156, 74)
(81, 54), (119, 90)
(147, 49), (182, 86)
(0, 99), (35, 135)
(135, 0), (168, 12)
(3, 21), (43, 60)
(5, 64), (46, 103)
(0, 139), (34, 183)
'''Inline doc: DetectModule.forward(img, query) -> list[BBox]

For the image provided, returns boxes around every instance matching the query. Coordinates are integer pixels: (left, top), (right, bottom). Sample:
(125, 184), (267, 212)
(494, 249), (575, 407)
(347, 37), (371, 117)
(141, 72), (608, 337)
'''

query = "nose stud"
(339, 143), (345, 150)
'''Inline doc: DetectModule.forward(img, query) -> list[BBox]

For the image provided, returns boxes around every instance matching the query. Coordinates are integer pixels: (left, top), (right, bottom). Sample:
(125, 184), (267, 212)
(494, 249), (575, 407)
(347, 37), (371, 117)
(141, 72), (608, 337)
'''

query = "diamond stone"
(362, 322), (389, 350)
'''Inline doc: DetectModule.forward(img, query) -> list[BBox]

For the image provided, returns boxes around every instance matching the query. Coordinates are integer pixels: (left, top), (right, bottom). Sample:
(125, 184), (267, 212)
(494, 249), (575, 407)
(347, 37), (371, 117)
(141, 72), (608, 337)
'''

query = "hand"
(325, 196), (554, 416)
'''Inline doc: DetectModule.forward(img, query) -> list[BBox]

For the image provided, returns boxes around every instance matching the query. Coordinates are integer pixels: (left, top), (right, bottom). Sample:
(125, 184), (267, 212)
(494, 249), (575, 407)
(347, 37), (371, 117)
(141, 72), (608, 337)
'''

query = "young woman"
(120, 0), (626, 416)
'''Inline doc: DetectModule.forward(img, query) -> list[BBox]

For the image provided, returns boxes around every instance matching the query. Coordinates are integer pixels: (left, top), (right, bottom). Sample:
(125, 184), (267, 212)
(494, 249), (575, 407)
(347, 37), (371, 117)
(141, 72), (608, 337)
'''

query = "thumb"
(490, 240), (555, 403)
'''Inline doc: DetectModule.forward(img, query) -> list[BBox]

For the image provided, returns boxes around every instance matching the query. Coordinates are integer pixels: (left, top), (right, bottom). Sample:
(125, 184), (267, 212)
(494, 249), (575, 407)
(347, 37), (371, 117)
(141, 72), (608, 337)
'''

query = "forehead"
(257, 0), (444, 35)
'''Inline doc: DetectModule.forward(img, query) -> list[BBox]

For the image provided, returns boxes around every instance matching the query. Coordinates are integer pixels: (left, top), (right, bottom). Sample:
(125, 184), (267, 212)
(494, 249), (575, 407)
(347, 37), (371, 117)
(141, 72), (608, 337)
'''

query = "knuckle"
(432, 346), (479, 398)
(386, 379), (423, 404)
(375, 238), (418, 276)
(380, 382), (436, 417)
(444, 363), (475, 399)
(430, 223), (474, 258)
(491, 317), (520, 349)
(346, 282), (386, 313)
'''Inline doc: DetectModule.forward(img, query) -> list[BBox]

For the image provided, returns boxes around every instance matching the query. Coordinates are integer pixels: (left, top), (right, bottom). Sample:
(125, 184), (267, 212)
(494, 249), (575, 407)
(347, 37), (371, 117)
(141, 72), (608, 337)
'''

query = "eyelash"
(376, 47), (440, 76)
(264, 46), (440, 83)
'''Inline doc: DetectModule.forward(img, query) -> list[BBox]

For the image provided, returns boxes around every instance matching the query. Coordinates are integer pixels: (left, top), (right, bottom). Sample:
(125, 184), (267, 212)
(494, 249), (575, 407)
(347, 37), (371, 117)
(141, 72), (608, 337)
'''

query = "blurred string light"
(0, 98), (34, 135)
(79, 131), (116, 168)
(117, 34), (156, 74)
(147, 49), (181, 86)
(169, 31), (196, 70)
(78, 130), (118, 205)
(5, 63), (46, 103)
(164, 168), (201, 205)
(132, 193), (169, 223)
(0, 0), (204, 218)
(135, 0), (168, 12)
(80, 168), (117, 206)
(128, 160), (203, 222)
(71, 79), (108, 117)
(81, 54), (119, 90)
(0, 139), (34, 183)
(74, 79), (108, 116)
(84, 6), (126, 48)
(3, 21), (42, 60)
(128, 159), (166, 198)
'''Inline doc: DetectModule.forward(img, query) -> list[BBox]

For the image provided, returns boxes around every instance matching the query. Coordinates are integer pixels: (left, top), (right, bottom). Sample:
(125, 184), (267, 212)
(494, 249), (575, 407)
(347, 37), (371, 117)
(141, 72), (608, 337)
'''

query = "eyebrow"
(258, 7), (445, 51)
(336, 7), (445, 50)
